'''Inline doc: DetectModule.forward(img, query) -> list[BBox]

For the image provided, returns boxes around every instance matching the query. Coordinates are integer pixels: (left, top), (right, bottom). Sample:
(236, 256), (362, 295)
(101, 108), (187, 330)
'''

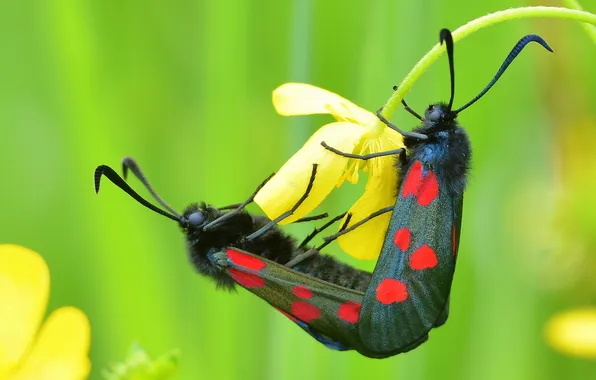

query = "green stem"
(382, 6), (596, 120)
(563, 0), (596, 44)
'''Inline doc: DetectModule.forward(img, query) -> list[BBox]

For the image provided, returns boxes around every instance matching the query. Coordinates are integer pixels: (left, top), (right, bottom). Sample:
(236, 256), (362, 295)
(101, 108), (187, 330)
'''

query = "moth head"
(424, 103), (457, 125)
(179, 203), (221, 232)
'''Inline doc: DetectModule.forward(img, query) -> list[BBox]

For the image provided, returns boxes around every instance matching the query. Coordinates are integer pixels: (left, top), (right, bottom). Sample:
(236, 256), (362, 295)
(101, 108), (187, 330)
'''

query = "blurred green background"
(1, 0), (595, 379)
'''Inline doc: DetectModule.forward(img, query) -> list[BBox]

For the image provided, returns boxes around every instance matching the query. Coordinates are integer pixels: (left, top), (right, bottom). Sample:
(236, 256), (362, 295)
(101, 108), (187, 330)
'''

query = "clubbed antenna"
(94, 163), (181, 222)
(122, 157), (182, 219)
(439, 29), (455, 112)
(455, 34), (553, 113)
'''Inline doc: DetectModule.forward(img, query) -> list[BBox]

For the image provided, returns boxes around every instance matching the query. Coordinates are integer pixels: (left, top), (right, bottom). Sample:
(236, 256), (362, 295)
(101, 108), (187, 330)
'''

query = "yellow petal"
(0, 245), (49, 376)
(545, 308), (596, 359)
(255, 122), (367, 224)
(272, 83), (376, 125)
(337, 152), (398, 260)
(11, 307), (91, 380)
(343, 126), (404, 185)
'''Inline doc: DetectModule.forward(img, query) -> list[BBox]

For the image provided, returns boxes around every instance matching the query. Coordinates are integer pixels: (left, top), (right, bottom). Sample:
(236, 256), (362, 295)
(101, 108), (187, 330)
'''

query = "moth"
(318, 29), (552, 353)
(95, 29), (552, 358)
(96, 159), (393, 356)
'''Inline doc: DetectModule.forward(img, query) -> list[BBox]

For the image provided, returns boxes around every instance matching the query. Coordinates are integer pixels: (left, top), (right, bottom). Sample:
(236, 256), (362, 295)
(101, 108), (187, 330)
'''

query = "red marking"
(409, 244), (438, 270)
(291, 301), (321, 322)
(338, 301), (361, 324)
(402, 161), (423, 197)
(417, 170), (439, 206)
(293, 285), (313, 299)
(393, 228), (411, 252)
(227, 249), (266, 271)
(376, 278), (408, 304)
(228, 268), (265, 288)
(401, 161), (439, 206)
(452, 224), (457, 256)
(275, 307), (298, 323)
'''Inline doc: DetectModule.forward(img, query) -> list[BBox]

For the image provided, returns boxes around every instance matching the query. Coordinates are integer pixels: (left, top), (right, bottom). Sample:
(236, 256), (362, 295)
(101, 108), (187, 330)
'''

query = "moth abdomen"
(293, 255), (371, 293)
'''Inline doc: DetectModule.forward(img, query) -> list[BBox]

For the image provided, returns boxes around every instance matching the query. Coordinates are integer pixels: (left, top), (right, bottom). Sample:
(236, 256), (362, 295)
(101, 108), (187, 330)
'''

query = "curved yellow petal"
(337, 153), (398, 260)
(272, 83), (376, 125)
(545, 308), (596, 359)
(11, 307), (91, 380)
(377, 127), (404, 157)
(342, 125), (404, 185)
(0, 245), (49, 376)
(255, 122), (367, 224)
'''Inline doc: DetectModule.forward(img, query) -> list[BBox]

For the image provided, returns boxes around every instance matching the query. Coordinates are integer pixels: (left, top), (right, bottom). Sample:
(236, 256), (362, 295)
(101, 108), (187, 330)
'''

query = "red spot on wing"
(401, 161), (439, 206)
(376, 278), (408, 304)
(293, 285), (313, 299)
(227, 249), (266, 271)
(393, 228), (411, 252)
(417, 170), (439, 206)
(402, 161), (423, 197)
(291, 301), (321, 322)
(452, 224), (457, 256)
(409, 244), (438, 270)
(338, 301), (361, 324)
(228, 268), (265, 288)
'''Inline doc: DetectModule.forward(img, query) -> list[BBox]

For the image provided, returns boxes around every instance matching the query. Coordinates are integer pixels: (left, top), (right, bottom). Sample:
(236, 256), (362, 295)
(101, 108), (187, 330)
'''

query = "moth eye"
(188, 211), (205, 226)
(429, 108), (442, 121)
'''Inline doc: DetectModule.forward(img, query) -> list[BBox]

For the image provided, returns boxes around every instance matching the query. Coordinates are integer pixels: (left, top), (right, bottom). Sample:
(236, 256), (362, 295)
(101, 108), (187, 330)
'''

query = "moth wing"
(359, 161), (462, 353)
(220, 248), (366, 352)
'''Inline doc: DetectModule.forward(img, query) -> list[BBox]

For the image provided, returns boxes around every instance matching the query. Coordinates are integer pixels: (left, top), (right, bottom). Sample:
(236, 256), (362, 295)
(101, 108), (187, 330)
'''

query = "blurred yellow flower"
(545, 308), (596, 359)
(509, 118), (596, 359)
(516, 120), (596, 291)
(0, 244), (91, 380)
(255, 83), (404, 260)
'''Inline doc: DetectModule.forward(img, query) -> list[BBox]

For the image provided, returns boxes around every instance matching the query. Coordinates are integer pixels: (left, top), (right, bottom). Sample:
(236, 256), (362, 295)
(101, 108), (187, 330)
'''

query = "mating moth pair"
(96, 29), (552, 358)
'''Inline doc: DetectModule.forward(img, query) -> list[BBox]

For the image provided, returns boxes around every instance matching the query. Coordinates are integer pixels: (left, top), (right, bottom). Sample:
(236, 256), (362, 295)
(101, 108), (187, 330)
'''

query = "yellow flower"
(545, 308), (596, 359)
(254, 83), (404, 260)
(0, 244), (91, 380)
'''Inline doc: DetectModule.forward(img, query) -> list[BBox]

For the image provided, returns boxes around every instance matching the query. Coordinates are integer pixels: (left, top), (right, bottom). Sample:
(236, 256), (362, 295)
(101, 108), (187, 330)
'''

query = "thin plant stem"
(380, 6), (596, 121)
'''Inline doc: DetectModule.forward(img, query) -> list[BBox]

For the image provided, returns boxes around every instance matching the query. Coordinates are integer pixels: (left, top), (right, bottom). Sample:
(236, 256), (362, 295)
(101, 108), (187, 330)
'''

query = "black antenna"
(94, 165), (181, 222)
(440, 29), (456, 112)
(455, 34), (553, 113)
(121, 157), (182, 219)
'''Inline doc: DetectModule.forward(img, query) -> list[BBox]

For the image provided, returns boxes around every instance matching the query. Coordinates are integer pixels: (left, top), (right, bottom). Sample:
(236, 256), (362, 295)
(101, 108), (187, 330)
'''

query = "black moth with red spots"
(321, 29), (552, 354)
(95, 159), (380, 355)
(94, 29), (552, 359)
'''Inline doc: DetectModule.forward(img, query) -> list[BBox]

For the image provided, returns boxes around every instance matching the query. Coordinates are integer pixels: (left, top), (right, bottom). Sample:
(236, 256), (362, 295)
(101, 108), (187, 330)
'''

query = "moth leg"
(216, 203), (242, 211)
(392, 85), (422, 120)
(284, 248), (318, 268)
(375, 108), (428, 140)
(299, 212), (348, 248)
(292, 212), (329, 223)
(321, 142), (403, 160)
(202, 172), (275, 231)
(317, 206), (393, 250)
(244, 164), (318, 241)
(207, 251), (229, 269)
(284, 213), (352, 267)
